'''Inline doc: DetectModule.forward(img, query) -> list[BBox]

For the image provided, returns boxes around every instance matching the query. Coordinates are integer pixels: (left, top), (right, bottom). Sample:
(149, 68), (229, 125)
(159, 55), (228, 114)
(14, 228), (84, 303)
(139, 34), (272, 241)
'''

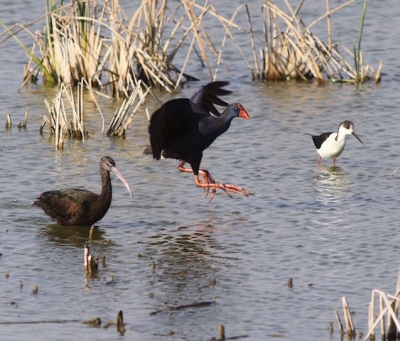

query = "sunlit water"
(1, 1), (400, 340)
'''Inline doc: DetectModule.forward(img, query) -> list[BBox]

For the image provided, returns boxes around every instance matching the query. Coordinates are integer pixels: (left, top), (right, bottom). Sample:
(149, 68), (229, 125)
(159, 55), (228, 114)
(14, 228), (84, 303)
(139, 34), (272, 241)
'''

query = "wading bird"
(144, 81), (252, 201)
(307, 120), (363, 166)
(34, 156), (132, 226)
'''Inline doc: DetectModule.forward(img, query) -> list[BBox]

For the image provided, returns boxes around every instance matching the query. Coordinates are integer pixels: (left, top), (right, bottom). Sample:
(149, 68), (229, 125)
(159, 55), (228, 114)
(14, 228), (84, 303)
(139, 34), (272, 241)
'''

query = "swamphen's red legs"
(178, 161), (252, 201)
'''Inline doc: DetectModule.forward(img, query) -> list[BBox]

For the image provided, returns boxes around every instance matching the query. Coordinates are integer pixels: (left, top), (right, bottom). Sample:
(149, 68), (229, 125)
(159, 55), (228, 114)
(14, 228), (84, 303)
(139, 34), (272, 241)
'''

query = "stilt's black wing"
(310, 132), (333, 149)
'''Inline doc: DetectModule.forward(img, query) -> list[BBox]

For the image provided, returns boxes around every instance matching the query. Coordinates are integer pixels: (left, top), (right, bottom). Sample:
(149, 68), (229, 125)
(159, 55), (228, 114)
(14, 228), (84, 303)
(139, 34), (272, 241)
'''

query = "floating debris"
(288, 277), (293, 288)
(105, 276), (115, 285)
(83, 317), (101, 327)
(150, 298), (217, 316)
(102, 320), (115, 329)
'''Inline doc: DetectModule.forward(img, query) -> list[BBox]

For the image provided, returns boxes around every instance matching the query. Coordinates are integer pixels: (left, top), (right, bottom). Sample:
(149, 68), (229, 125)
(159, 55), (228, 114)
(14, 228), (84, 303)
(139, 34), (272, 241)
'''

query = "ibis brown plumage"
(144, 81), (252, 201)
(34, 156), (132, 226)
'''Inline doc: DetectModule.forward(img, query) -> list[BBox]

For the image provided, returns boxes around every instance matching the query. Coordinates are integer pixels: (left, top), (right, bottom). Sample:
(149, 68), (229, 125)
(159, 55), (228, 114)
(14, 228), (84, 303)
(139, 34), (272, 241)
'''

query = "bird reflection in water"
(41, 224), (107, 247)
(314, 164), (352, 205)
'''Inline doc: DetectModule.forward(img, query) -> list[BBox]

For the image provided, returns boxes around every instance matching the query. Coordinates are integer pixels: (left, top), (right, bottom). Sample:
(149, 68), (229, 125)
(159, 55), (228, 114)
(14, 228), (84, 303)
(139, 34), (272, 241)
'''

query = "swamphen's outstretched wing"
(190, 81), (232, 117)
(148, 98), (199, 160)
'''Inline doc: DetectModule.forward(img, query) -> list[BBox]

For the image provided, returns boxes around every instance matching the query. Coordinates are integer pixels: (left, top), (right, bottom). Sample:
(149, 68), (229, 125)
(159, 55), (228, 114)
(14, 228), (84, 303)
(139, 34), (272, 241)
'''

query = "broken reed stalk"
(353, 0), (369, 82)
(245, 4), (260, 80)
(17, 110), (29, 128)
(41, 79), (105, 149)
(6, 114), (12, 130)
(325, 0), (332, 50)
(341, 296), (355, 337)
(116, 310), (125, 334)
(333, 298), (356, 337)
(84, 244), (98, 273)
(333, 305), (344, 335)
(387, 268), (400, 338)
(107, 80), (150, 137)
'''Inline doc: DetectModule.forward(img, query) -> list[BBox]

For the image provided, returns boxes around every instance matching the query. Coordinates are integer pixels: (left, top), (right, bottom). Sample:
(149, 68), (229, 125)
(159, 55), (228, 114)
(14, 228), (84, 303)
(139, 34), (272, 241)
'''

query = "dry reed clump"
(40, 80), (95, 149)
(1, 0), (248, 96)
(0, 0), (381, 98)
(334, 269), (400, 340)
(106, 80), (150, 137)
(39, 78), (149, 148)
(250, 0), (382, 83)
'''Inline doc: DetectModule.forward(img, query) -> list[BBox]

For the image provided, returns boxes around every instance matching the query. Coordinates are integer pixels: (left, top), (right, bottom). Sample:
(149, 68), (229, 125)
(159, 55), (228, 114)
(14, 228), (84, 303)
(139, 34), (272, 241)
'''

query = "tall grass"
(2, 0), (244, 96)
(1, 0), (382, 96)
(252, 0), (381, 83)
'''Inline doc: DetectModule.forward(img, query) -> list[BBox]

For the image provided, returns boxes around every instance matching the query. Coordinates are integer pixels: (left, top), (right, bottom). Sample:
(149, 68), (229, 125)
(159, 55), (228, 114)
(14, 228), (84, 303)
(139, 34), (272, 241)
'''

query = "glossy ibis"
(34, 156), (132, 226)
(144, 81), (252, 201)
(307, 120), (363, 166)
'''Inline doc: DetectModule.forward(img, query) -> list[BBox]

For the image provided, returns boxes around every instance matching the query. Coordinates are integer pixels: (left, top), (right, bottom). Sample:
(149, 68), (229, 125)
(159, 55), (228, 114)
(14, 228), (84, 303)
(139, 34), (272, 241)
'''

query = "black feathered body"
(33, 156), (133, 227)
(34, 173), (112, 226)
(143, 81), (252, 200)
(148, 97), (237, 175)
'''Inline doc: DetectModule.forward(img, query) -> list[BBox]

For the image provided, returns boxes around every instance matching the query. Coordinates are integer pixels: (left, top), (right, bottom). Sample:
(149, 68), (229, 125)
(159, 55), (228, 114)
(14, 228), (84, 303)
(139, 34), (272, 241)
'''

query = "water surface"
(1, 1), (400, 340)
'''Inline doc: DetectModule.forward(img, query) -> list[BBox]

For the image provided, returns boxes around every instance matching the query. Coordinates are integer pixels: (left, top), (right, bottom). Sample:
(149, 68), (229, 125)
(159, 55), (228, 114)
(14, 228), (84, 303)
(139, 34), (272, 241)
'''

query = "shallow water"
(1, 1), (400, 340)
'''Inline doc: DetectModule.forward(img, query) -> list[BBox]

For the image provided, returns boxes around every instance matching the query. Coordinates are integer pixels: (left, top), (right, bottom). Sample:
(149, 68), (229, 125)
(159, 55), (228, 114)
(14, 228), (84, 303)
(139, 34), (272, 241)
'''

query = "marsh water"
(1, 1), (400, 340)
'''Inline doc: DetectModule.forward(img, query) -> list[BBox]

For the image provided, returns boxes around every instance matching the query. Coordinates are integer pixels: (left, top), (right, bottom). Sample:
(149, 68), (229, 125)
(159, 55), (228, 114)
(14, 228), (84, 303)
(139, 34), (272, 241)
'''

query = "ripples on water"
(1, 0), (400, 340)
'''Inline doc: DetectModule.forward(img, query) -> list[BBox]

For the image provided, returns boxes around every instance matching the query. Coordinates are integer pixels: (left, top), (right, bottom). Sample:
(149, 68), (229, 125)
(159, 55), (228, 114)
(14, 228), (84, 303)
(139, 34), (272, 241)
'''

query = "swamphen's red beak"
(238, 104), (250, 120)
